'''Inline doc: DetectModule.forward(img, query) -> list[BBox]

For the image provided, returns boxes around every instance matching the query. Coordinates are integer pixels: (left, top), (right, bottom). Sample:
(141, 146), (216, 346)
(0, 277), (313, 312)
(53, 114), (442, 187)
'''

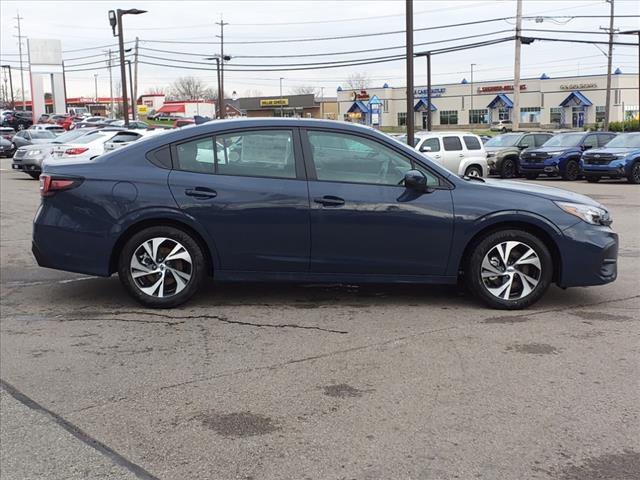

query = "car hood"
(484, 146), (515, 153)
(480, 178), (602, 207)
(17, 142), (59, 151)
(529, 146), (578, 153)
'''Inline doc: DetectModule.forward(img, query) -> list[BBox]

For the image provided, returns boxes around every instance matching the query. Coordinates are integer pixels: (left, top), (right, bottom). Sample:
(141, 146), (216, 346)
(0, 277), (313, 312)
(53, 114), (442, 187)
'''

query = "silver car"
(11, 128), (97, 179)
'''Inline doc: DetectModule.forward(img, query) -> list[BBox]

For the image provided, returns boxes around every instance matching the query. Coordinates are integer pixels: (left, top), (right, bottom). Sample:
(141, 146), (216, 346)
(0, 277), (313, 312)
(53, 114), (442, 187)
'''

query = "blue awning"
(347, 100), (369, 113)
(559, 91), (593, 107)
(487, 94), (513, 109)
(414, 98), (437, 112)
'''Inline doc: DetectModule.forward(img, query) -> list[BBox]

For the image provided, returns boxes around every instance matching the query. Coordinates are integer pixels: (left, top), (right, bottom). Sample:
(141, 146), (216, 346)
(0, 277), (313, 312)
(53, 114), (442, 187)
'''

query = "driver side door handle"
(185, 187), (217, 199)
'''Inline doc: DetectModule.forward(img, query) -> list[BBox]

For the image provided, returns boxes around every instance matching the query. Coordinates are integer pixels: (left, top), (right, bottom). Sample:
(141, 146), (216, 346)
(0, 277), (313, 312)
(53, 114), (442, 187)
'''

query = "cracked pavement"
(1, 158), (639, 480)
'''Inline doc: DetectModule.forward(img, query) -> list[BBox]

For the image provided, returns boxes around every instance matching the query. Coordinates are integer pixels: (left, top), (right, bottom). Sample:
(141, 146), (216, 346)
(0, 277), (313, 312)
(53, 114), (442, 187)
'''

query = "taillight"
(39, 174), (83, 197)
(64, 147), (89, 155)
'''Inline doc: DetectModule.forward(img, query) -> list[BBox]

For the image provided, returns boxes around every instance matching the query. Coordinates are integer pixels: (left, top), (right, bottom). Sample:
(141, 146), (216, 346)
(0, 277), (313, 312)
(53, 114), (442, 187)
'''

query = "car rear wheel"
(465, 165), (483, 178)
(628, 162), (640, 184)
(499, 158), (517, 179)
(562, 160), (580, 181)
(118, 226), (205, 308)
(466, 229), (552, 310)
(586, 176), (600, 183)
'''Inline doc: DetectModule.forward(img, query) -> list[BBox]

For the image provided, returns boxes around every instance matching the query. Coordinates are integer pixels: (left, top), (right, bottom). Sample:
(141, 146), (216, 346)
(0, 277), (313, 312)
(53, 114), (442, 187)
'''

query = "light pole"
(109, 8), (146, 126)
(278, 78), (284, 117)
(126, 60), (135, 120)
(94, 74), (98, 100)
(205, 55), (231, 119)
(470, 63), (476, 122)
(620, 29), (640, 120)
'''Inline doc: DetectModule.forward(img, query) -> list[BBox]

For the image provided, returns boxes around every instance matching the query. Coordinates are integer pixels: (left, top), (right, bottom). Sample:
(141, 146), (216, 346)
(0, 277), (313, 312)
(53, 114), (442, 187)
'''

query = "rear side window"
(598, 134), (616, 147)
(583, 135), (598, 149)
(147, 146), (172, 169)
(442, 136), (463, 151)
(463, 136), (481, 150)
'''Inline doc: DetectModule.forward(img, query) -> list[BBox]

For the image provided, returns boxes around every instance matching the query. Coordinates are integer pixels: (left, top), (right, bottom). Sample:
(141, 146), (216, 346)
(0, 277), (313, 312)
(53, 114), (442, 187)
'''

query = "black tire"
(27, 171), (40, 180)
(499, 157), (517, 179)
(465, 229), (553, 310)
(118, 226), (206, 308)
(524, 173), (538, 180)
(586, 176), (600, 183)
(465, 165), (483, 178)
(562, 159), (580, 181)
(501, 127), (507, 133)
(628, 162), (640, 184)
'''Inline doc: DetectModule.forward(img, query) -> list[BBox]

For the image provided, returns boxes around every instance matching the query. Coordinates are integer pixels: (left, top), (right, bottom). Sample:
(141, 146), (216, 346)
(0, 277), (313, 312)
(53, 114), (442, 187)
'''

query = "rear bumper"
(558, 222), (618, 288)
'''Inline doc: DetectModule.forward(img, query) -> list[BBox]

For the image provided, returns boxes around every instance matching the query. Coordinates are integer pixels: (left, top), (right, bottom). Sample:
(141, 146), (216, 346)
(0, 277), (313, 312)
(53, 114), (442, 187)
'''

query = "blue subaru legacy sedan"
(33, 119), (618, 310)
(519, 131), (617, 181)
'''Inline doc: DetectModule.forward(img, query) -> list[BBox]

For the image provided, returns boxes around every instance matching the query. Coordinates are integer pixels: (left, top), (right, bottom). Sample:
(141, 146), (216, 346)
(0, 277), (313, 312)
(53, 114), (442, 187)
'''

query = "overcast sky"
(1, 0), (638, 99)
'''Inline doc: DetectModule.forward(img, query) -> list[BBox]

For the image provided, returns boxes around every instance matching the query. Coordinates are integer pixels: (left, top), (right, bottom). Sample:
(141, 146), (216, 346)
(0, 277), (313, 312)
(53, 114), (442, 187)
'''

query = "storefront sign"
(260, 98), (288, 107)
(413, 87), (446, 97)
(477, 84), (527, 93)
(351, 90), (370, 101)
(560, 83), (597, 90)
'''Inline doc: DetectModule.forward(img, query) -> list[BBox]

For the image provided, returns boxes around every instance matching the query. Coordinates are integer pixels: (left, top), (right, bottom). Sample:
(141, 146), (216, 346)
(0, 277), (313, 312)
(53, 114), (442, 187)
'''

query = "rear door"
(168, 127), (310, 273)
(441, 135), (465, 173)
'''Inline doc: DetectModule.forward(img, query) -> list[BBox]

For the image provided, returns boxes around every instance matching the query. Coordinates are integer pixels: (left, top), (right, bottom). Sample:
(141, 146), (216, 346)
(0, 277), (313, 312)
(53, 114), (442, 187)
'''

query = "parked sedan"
(50, 128), (135, 161)
(12, 128), (98, 179)
(519, 131), (617, 180)
(580, 132), (640, 184)
(29, 124), (65, 135)
(0, 127), (16, 140)
(11, 129), (57, 149)
(34, 119), (617, 310)
(0, 137), (15, 158)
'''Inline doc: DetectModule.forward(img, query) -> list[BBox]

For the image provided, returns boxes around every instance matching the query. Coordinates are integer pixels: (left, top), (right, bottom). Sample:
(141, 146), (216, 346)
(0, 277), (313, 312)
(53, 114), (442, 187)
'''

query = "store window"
(519, 107), (541, 124)
(397, 112), (407, 126)
(440, 110), (458, 125)
(497, 108), (510, 121)
(596, 106), (606, 123)
(469, 109), (488, 124)
(550, 107), (562, 125)
(382, 100), (389, 112)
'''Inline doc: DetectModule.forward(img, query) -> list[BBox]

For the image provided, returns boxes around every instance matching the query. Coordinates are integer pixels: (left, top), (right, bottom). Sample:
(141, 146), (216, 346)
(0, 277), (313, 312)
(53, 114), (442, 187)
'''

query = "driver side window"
(307, 130), (439, 187)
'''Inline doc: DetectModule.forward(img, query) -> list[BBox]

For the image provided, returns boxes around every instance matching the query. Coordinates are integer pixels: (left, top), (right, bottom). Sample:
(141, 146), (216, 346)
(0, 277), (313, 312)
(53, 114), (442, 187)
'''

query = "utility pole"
(127, 60), (135, 120)
(405, 0), (415, 146)
(116, 10), (129, 125)
(512, 0), (523, 130)
(470, 63), (476, 121)
(106, 50), (114, 117)
(320, 86), (325, 119)
(61, 60), (68, 111)
(426, 53), (432, 131)
(279, 77), (284, 117)
(94, 73), (98, 99)
(133, 36), (139, 120)
(603, 0), (615, 130)
(216, 16), (229, 119)
(14, 12), (26, 111)
(1, 65), (15, 108)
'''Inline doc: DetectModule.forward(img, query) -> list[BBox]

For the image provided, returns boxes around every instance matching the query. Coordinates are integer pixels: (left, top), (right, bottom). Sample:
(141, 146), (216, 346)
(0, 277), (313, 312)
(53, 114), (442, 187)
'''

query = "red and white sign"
(477, 84), (527, 93)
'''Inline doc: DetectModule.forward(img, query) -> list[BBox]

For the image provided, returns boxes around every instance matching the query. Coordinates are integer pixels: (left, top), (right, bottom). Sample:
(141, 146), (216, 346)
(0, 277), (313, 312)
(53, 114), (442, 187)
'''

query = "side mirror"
(420, 145), (432, 152)
(404, 169), (432, 192)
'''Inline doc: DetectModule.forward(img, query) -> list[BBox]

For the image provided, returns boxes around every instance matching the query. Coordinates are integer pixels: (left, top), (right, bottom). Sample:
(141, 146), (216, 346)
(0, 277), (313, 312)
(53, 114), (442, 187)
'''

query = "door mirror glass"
(404, 169), (430, 192)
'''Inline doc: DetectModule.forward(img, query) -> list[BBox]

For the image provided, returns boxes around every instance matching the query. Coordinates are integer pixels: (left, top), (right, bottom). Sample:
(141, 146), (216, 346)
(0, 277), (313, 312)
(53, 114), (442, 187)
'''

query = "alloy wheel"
(130, 237), (193, 298)
(466, 167), (482, 178)
(481, 241), (542, 301)
(632, 163), (640, 184)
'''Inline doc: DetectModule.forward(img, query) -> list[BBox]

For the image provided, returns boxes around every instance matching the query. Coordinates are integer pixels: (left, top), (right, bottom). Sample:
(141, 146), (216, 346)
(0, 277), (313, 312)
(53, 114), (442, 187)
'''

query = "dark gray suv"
(485, 132), (553, 178)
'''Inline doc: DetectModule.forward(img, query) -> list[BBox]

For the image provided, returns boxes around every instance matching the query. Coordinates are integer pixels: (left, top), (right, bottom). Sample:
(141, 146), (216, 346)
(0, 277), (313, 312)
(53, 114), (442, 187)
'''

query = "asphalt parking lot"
(1, 158), (639, 480)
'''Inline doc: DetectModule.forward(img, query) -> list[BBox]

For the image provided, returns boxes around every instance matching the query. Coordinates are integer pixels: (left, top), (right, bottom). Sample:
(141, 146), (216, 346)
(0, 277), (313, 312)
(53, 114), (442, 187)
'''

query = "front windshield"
(31, 131), (56, 139)
(603, 134), (640, 148)
(52, 129), (91, 144)
(542, 133), (584, 147)
(484, 134), (520, 147)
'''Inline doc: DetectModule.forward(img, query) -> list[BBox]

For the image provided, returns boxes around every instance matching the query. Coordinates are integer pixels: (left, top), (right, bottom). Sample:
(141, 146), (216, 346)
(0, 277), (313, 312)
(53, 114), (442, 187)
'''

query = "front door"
(572, 109), (585, 128)
(303, 129), (454, 276)
(168, 128), (310, 272)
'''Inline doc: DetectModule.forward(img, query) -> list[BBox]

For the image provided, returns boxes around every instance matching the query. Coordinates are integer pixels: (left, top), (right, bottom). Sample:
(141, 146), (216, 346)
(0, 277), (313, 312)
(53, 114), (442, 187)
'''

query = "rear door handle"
(185, 187), (217, 199)
(314, 195), (345, 207)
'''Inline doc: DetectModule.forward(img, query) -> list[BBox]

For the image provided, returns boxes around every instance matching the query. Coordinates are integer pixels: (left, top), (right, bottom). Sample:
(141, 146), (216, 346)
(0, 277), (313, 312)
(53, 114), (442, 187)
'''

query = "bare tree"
(290, 85), (317, 95)
(167, 76), (211, 100)
(345, 72), (371, 90)
(145, 86), (165, 95)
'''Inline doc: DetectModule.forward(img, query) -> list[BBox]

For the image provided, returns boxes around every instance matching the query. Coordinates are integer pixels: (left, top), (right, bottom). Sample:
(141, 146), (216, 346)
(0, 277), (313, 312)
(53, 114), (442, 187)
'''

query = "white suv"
(414, 132), (488, 177)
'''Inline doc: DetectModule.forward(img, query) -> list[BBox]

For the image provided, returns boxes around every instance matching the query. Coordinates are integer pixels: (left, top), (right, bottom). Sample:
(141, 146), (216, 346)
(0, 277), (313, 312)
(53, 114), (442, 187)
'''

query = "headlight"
(546, 151), (565, 156)
(27, 150), (43, 156)
(614, 153), (628, 159)
(555, 201), (612, 226)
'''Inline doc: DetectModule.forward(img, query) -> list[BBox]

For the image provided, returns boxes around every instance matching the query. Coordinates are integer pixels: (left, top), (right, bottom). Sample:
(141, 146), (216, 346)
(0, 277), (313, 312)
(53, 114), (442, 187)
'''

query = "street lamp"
(109, 8), (147, 126)
(204, 55), (231, 119)
(94, 73), (98, 100)
(279, 77), (284, 117)
(470, 63), (476, 121)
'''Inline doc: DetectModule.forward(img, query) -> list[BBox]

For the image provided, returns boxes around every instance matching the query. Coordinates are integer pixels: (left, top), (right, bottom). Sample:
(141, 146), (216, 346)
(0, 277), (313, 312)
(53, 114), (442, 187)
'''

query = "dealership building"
(337, 72), (638, 129)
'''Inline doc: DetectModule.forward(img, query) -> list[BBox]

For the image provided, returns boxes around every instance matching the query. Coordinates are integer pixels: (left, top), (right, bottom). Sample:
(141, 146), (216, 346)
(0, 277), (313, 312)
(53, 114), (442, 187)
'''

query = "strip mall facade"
(337, 73), (638, 129)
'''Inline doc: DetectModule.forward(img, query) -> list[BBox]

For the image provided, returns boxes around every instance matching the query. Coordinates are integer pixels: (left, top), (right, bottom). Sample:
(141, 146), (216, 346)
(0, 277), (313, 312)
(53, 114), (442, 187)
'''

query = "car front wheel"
(118, 226), (205, 308)
(500, 158), (517, 179)
(628, 162), (640, 184)
(466, 229), (552, 310)
(562, 160), (580, 181)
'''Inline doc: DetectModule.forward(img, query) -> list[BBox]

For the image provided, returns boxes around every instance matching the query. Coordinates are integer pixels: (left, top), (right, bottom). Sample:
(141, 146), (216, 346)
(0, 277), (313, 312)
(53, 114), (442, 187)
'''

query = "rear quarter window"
(463, 136), (481, 150)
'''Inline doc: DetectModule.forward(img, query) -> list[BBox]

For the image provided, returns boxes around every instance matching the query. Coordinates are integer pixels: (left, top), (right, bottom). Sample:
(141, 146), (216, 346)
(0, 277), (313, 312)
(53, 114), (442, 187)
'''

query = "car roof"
(415, 131), (479, 137)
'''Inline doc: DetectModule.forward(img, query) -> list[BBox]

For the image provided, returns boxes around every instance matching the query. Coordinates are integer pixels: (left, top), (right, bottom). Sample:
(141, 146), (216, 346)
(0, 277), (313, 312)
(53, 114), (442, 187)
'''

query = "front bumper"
(558, 221), (618, 288)
(581, 160), (628, 178)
